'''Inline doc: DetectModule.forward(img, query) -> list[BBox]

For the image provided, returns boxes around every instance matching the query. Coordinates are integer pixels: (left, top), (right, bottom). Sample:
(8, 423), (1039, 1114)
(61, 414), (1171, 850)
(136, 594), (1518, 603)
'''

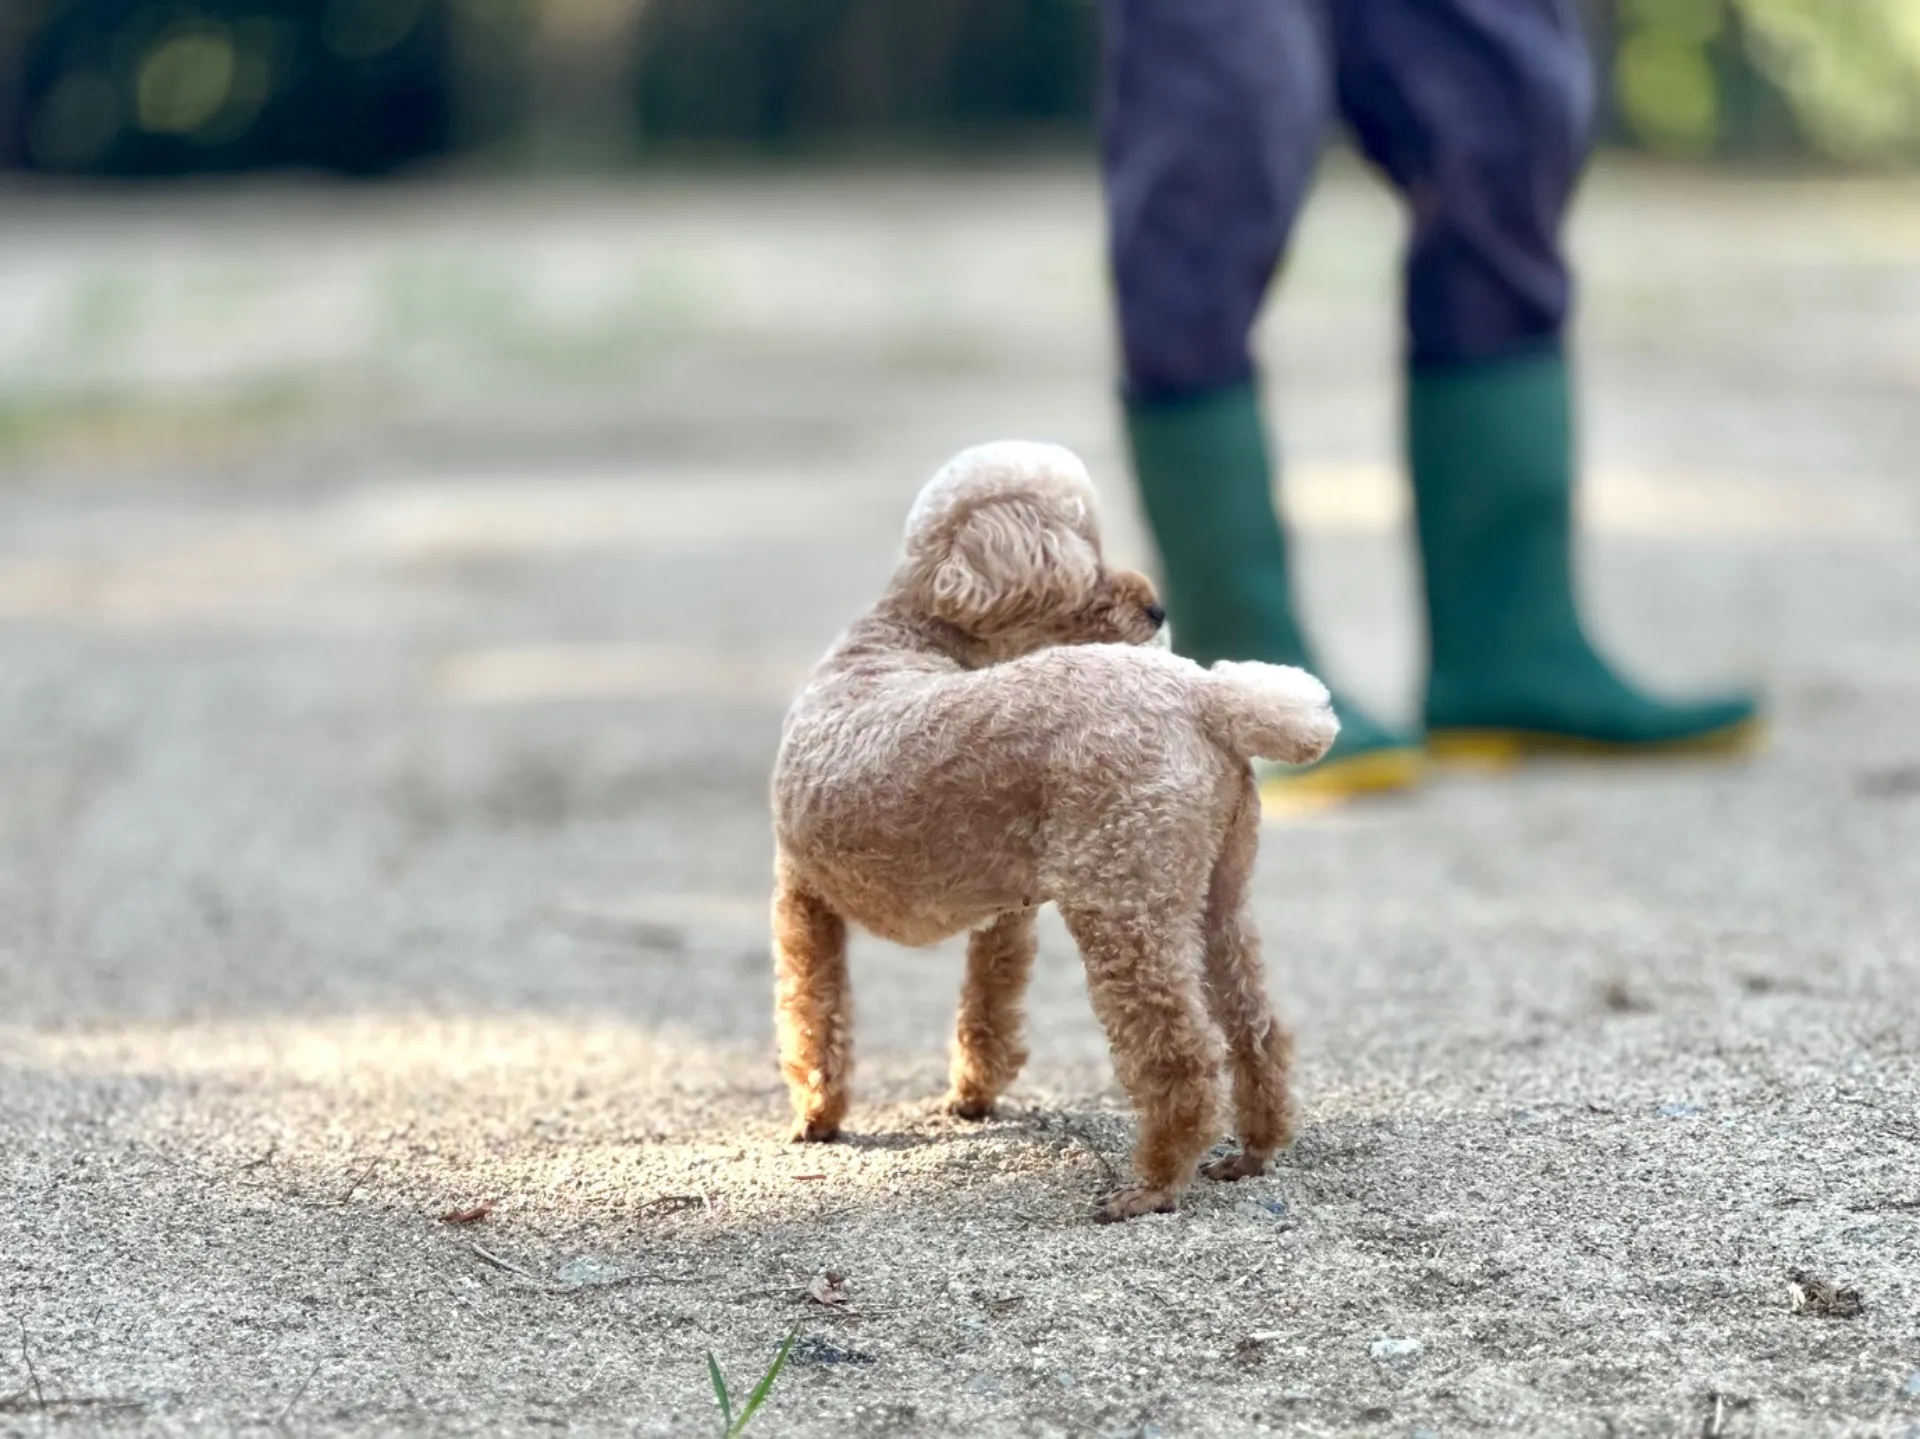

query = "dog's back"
(774, 626), (1332, 945)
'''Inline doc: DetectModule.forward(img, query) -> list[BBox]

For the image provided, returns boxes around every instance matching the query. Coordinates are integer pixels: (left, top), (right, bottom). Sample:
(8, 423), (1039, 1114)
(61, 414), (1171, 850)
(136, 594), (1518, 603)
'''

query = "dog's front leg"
(772, 862), (851, 1142)
(945, 908), (1038, 1120)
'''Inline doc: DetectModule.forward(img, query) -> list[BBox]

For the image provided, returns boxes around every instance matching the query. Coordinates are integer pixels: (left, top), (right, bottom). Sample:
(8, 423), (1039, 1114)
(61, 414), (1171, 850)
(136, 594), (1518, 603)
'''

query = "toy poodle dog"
(769, 441), (1337, 1221)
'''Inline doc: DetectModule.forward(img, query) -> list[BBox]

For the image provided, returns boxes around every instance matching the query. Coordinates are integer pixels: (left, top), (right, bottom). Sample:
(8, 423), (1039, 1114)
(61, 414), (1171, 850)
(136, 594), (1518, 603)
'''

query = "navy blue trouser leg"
(1100, 0), (1330, 402)
(1333, 0), (1595, 368)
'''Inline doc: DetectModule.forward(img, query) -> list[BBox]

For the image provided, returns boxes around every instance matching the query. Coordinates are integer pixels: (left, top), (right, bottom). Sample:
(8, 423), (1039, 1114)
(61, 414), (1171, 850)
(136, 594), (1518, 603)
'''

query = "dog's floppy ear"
(925, 499), (1100, 632)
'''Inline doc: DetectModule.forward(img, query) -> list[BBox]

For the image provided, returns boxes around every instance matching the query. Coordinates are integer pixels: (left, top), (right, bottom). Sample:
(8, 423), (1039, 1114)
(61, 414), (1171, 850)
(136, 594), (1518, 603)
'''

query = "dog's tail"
(1198, 660), (1340, 766)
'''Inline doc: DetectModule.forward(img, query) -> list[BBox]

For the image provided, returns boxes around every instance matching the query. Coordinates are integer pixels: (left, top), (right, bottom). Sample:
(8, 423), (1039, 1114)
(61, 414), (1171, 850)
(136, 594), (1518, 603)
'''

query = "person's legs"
(1101, 0), (1423, 799)
(1334, 0), (1758, 755)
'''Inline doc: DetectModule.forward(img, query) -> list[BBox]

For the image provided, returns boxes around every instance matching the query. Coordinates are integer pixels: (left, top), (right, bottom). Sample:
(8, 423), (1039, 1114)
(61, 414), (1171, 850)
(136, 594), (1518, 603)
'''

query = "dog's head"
(897, 441), (1165, 662)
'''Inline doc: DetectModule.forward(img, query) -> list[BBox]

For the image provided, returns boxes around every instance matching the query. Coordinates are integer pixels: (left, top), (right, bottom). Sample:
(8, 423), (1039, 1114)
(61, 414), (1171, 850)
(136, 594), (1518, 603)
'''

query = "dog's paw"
(942, 1090), (995, 1122)
(1093, 1186), (1179, 1223)
(788, 1117), (842, 1143)
(1200, 1150), (1272, 1183)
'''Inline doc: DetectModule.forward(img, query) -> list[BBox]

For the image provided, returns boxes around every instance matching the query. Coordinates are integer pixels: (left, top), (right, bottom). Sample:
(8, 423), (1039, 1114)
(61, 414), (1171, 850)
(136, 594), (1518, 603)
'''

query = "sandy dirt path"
(2, 162), (1919, 1437)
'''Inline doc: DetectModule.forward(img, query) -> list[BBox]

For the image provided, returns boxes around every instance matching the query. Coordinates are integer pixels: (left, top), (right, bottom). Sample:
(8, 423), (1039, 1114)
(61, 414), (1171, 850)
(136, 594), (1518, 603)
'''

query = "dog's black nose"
(1145, 603), (1167, 627)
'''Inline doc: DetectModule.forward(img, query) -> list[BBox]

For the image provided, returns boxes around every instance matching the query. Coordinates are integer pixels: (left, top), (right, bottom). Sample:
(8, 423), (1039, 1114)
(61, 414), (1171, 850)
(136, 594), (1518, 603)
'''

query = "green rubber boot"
(1410, 349), (1761, 765)
(1124, 382), (1423, 804)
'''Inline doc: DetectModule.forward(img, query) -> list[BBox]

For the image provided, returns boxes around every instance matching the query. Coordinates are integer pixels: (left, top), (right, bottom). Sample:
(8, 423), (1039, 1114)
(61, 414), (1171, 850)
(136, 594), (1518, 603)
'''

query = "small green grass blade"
(706, 1352), (733, 1434)
(733, 1324), (800, 1432)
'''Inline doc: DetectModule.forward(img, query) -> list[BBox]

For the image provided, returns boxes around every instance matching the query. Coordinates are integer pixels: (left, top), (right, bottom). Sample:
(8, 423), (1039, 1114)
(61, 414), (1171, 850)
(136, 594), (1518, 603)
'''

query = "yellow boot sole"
(1426, 715), (1767, 770)
(1259, 746), (1428, 817)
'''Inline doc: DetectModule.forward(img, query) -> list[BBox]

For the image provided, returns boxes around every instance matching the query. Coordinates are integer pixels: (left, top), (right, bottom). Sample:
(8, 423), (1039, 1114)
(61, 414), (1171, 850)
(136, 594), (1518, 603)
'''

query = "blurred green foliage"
(6, 0), (453, 173)
(1607, 0), (1920, 159)
(633, 0), (1096, 150)
(3, 0), (1914, 175)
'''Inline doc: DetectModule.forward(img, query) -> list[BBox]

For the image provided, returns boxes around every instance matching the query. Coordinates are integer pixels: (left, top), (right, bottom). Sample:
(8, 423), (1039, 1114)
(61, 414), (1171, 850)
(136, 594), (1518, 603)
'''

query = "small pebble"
(1659, 1102), (1704, 1118)
(1235, 1197), (1290, 1220)
(554, 1257), (623, 1287)
(1370, 1336), (1423, 1369)
(1904, 1370), (1920, 1397)
(790, 1336), (875, 1366)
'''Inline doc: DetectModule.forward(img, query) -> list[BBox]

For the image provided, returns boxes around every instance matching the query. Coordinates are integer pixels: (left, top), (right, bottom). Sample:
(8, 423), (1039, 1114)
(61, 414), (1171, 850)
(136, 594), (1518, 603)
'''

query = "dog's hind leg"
(1198, 775), (1297, 1182)
(945, 908), (1038, 1120)
(773, 862), (852, 1142)
(1060, 903), (1223, 1222)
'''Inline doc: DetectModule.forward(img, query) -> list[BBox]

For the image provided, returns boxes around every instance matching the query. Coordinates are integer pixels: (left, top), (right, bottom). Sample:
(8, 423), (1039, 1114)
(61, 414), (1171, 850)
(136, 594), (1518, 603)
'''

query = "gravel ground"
(2, 160), (1919, 1438)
